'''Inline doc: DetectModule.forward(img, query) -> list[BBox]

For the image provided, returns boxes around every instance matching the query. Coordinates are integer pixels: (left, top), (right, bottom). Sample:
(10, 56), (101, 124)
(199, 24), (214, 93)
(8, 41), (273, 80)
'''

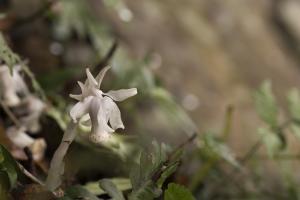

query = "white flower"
(69, 66), (137, 142)
(0, 65), (28, 106)
(6, 126), (35, 148)
(6, 126), (47, 161)
(0, 65), (46, 132)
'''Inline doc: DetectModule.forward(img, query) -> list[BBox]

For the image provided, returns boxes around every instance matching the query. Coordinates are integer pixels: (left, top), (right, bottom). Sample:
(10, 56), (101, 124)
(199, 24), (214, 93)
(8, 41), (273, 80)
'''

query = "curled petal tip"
(95, 66), (111, 88)
(132, 88), (138, 95)
(77, 81), (84, 89)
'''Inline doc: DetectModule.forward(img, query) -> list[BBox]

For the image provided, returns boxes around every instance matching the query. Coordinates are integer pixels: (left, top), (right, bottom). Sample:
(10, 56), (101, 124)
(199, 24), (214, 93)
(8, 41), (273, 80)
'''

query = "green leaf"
(99, 179), (125, 200)
(157, 163), (179, 188)
(258, 127), (281, 158)
(290, 124), (300, 140)
(0, 145), (19, 189)
(84, 178), (131, 196)
(0, 171), (11, 200)
(128, 141), (181, 200)
(203, 134), (240, 168)
(157, 149), (182, 188)
(64, 185), (101, 200)
(128, 180), (161, 200)
(130, 141), (169, 191)
(288, 88), (300, 121)
(164, 183), (195, 200)
(0, 33), (20, 69)
(254, 81), (278, 126)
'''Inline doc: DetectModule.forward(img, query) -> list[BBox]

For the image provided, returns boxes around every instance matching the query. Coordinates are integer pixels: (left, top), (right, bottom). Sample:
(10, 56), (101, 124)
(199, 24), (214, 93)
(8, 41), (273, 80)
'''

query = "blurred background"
(2, 0), (300, 199)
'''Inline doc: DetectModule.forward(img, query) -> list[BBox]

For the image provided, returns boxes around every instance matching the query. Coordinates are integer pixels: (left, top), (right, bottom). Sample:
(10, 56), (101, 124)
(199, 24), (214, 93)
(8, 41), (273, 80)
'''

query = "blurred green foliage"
(1, 0), (300, 199)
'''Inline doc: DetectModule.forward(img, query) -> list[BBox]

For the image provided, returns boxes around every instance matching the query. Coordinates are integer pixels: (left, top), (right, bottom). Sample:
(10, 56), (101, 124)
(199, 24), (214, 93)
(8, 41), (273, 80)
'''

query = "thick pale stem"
(45, 121), (77, 191)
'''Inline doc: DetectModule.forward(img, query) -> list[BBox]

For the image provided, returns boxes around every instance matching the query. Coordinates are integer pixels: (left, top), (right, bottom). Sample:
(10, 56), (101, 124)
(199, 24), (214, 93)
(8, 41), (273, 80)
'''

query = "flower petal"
(69, 94), (82, 101)
(95, 66), (111, 88)
(88, 97), (114, 142)
(77, 81), (85, 91)
(6, 126), (34, 148)
(69, 97), (92, 122)
(102, 96), (124, 130)
(0, 65), (21, 106)
(86, 68), (98, 86)
(105, 88), (137, 101)
(30, 138), (46, 161)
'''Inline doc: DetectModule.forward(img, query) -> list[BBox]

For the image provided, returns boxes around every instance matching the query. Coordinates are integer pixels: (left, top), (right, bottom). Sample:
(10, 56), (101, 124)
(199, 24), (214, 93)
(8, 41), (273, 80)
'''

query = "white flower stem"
(45, 121), (77, 191)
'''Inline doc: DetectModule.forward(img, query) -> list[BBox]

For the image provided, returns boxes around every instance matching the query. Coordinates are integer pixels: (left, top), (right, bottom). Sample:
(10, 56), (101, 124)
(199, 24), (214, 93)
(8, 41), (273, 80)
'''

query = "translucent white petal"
(88, 97), (114, 143)
(95, 66), (111, 88)
(89, 97), (114, 132)
(0, 65), (21, 106)
(69, 97), (92, 122)
(26, 95), (45, 113)
(77, 81), (85, 92)
(86, 68), (98, 86)
(69, 94), (82, 101)
(102, 96), (124, 130)
(105, 88), (137, 101)
(30, 138), (46, 161)
(4, 91), (20, 106)
(6, 127), (34, 148)
(12, 65), (29, 95)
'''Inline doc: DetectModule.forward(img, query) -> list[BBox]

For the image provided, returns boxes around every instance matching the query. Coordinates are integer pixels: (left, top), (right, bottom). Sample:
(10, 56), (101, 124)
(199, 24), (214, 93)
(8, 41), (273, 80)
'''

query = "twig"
(92, 40), (118, 74)
(152, 132), (197, 182)
(239, 139), (262, 163)
(65, 40), (119, 93)
(17, 162), (44, 186)
(208, 118), (295, 199)
(171, 132), (197, 154)
(222, 105), (234, 140)
(239, 118), (294, 163)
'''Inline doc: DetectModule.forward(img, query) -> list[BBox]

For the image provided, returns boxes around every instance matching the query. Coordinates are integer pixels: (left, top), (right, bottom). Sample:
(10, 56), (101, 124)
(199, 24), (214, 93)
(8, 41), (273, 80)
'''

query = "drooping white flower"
(6, 126), (35, 148)
(6, 126), (47, 161)
(0, 65), (29, 106)
(69, 66), (137, 142)
(0, 65), (46, 132)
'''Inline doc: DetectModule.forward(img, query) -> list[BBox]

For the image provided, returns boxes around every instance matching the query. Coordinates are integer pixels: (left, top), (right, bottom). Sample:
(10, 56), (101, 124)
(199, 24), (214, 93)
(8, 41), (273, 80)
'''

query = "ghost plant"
(70, 66), (137, 142)
(0, 64), (47, 161)
(45, 66), (137, 191)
